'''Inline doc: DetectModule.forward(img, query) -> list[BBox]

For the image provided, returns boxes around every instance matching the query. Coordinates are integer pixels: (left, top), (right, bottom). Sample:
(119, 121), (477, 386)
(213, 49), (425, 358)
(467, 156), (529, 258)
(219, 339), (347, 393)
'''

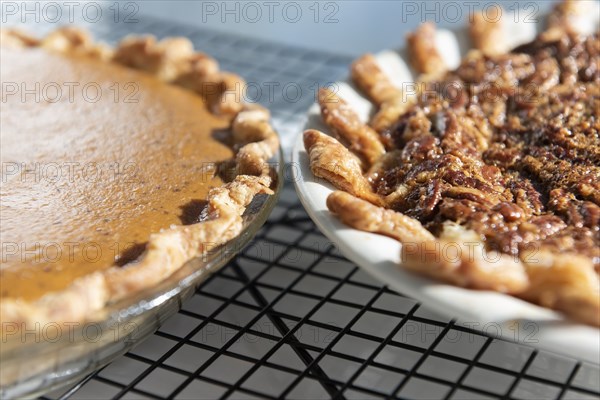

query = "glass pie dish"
(0, 149), (283, 399)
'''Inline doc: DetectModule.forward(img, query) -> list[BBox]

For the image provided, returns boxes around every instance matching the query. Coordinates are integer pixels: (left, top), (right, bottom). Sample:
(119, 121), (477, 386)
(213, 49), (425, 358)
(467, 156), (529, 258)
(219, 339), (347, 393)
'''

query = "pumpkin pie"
(0, 27), (279, 327)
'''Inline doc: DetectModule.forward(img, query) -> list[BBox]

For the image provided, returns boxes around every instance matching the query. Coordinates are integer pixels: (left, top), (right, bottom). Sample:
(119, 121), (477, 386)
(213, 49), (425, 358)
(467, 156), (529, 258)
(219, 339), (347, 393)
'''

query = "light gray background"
(137, 0), (555, 56)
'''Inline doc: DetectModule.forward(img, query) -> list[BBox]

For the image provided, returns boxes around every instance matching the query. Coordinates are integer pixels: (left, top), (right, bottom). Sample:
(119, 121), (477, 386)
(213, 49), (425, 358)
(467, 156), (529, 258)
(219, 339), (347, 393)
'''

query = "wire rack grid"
(8, 11), (600, 400)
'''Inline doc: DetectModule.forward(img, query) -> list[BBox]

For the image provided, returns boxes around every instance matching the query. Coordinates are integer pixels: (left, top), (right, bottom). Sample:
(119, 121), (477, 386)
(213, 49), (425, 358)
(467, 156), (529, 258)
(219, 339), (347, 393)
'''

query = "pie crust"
(0, 27), (279, 327)
(303, 1), (600, 326)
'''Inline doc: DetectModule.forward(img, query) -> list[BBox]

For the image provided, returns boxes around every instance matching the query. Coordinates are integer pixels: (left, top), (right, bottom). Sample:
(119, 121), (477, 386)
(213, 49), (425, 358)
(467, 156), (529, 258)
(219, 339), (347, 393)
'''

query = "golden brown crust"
(327, 191), (434, 243)
(112, 33), (243, 116)
(318, 88), (385, 167)
(406, 22), (446, 77)
(351, 54), (401, 106)
(369, 98), (415, 135)
(0, 27), (279, 328)
(521, 251), (600, 327)
(1, 273), (109, 327)
(303, 129), (381, 205)
(543, 0), (586, 41)
(1, 28), (40, 48)
(469, 5), (506, 55)
(113, 35), (196, 80)
(402, 223), (530, 293)
(233, 106), (279, 176)
(105, 175), (273, 300)
(327, 192), (529, 293)
(350, 54), (414, 135)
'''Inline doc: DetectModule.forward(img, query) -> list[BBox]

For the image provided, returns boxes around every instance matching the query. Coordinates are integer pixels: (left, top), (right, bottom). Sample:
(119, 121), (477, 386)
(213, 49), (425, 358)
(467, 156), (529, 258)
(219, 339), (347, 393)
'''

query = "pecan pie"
(304, 1), (600, 326)
(0, 28), (279, 327)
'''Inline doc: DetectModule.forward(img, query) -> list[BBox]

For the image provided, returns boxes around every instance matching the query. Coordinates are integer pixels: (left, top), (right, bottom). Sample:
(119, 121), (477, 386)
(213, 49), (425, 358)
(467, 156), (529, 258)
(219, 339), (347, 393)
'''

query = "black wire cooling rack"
(12, 10), (599, 400)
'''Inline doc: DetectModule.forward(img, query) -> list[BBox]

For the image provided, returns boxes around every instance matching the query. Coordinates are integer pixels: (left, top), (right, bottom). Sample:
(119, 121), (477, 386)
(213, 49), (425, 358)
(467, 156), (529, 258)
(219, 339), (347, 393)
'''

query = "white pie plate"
(292, 6), (600, 364)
